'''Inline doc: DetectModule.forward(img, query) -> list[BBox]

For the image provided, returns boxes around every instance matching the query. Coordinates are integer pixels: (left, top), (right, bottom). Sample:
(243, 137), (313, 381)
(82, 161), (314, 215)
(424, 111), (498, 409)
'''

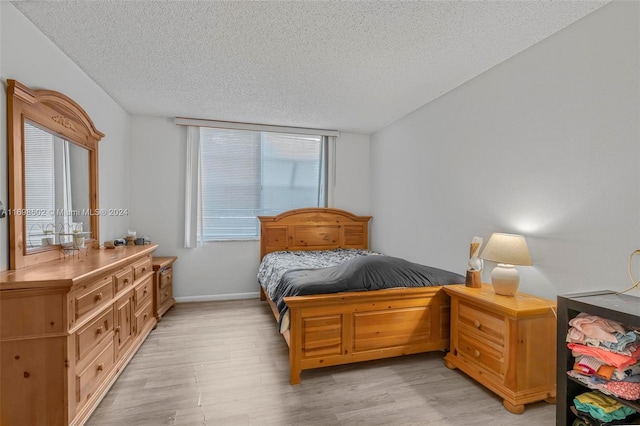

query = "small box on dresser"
(443, 284), (557, 414)
(152, 256), (177, 320)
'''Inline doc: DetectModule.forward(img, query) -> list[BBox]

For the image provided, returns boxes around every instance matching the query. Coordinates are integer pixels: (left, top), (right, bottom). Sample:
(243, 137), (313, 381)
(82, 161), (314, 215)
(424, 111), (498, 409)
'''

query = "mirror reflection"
(24, 121), (91, 250)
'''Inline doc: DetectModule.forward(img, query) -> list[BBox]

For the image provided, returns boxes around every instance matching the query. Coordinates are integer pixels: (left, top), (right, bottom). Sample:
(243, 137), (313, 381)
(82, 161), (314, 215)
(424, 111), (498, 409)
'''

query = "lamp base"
(491, 263), (519, 296)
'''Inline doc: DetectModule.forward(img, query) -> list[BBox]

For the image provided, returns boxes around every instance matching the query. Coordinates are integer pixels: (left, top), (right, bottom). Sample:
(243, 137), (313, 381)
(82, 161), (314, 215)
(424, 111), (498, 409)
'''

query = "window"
(192, 127), (328, 242)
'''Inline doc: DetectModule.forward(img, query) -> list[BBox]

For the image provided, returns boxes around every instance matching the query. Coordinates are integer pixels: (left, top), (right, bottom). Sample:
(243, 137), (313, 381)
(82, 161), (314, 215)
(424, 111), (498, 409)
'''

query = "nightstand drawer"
(458, 301), (505, 347)
(458, 331), (504, 377)
(159, 268), (172, 290)
(159, 281), (172, 306)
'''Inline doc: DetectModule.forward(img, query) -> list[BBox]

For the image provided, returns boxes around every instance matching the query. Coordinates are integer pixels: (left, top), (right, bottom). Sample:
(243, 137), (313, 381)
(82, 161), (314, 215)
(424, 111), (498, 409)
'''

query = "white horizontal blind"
(198, 127), (326, 241)
(24, 122), (56, 244)
(200, 128), (261, 239)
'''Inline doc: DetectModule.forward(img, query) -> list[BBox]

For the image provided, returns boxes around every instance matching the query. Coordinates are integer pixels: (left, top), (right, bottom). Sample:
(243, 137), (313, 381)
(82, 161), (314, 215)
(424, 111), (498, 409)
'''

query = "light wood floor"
(87, 299), (555, 426)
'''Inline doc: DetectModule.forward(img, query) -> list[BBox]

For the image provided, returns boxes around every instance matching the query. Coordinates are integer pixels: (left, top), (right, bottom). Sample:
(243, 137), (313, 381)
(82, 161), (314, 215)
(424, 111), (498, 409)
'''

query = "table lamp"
(480, 232), (532, 296)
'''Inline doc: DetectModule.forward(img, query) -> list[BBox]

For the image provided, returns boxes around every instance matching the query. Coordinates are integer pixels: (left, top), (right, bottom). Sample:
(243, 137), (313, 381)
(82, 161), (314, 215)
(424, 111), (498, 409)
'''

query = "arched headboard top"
(258, 208), (372, 260)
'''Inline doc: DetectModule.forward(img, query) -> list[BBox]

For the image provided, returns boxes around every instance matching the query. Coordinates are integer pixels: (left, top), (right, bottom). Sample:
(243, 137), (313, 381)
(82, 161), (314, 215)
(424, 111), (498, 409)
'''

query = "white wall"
(370, 1), (640, 300)
(128, 116), (370, 300)
(333, 133), (370, 215)
(0, 0), (371, 294)
(0, 3), (131, 271)
(11, 0), (628, 302)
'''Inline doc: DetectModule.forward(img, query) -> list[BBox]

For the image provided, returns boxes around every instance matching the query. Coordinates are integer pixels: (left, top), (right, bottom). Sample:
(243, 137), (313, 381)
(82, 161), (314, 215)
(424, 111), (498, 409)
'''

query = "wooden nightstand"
(443, 284), (556, 414)
(152, 256), (177, 320)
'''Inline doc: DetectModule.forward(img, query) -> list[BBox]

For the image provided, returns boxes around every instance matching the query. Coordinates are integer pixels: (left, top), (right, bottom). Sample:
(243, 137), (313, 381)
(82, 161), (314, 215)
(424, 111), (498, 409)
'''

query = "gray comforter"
(274, 254), (465, 317)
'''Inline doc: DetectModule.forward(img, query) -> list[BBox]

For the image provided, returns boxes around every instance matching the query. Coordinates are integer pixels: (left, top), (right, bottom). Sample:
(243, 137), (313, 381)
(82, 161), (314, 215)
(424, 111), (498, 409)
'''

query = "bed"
(258, 207), (465, 384)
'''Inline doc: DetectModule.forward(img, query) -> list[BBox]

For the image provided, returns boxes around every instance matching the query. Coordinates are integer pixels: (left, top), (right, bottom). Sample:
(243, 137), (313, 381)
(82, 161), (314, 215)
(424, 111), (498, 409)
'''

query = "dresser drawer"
(458, 330), (504, 378)
(133, 255), (152, 280)
(76, 306), (114, 364)
(134, 275), (153, 311)
(76, 339), (115, 407)
(159, 267), (172, 290)
(134, 300), (154, 336)
(74, 275), (114, 323)
(458, 301), (505, 347)
(113, 266), (134, 294)
(159, 280), (173, 306)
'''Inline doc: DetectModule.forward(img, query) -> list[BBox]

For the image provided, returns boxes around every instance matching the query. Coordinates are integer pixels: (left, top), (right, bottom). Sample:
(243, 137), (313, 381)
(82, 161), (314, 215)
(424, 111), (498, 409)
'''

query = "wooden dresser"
(443, 284), (557, 414)
(0, 244), (158, 426)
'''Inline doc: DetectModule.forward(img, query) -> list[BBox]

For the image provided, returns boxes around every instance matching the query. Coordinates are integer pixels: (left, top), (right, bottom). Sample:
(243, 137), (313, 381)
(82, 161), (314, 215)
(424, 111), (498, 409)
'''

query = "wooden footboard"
(282, 286), (451, 384)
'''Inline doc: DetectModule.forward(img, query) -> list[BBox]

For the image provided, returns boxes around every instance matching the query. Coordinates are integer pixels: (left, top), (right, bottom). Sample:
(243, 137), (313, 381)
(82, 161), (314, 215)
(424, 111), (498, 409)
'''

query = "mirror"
(7, 80), (103, 269)
(24, 121), (91, 250)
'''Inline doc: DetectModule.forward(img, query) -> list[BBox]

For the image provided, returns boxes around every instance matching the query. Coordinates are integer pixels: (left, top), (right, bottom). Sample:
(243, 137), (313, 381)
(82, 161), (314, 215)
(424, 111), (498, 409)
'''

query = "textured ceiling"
(13, 1), (610, 134)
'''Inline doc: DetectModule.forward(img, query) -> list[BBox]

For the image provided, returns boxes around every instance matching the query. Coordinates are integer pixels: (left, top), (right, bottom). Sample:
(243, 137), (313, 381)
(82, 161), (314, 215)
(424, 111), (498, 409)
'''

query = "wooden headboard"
(258, 208), (372, 260)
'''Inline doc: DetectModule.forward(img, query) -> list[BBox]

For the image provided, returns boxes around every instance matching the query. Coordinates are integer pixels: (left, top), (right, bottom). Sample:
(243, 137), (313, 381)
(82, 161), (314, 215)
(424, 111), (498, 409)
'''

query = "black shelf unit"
(557, 290), (640, 426)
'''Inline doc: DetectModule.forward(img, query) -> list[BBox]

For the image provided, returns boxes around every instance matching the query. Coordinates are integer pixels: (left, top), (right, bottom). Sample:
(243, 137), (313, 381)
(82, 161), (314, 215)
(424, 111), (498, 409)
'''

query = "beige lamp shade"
(480, 233), (532, 266)
(480, 233), (532, 296)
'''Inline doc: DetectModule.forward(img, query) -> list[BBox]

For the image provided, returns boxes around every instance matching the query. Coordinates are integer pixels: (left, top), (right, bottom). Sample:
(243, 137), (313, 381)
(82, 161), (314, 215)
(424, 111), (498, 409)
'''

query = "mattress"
(258, 248), (380, 301)
(258, 248), (465, 332)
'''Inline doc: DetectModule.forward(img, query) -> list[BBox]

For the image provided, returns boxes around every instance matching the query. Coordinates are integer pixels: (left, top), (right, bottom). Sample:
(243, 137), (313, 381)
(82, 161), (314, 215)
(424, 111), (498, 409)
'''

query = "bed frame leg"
(259, 286), (266, 301)
(288, 306), (302, 385)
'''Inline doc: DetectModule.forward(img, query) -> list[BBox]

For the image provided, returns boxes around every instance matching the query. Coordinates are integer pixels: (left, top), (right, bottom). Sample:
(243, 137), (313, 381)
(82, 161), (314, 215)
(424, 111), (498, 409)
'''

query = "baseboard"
(174, 292), (260, 303)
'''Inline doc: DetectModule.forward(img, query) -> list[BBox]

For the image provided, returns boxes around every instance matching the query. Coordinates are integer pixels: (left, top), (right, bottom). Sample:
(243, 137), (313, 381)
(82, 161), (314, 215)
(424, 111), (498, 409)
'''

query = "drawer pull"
(474, 320), (481, 328)
(141, 267), (147, 274)
(164, 292), (169, 297)
(97, 363), (104, 372)
(143, 314), (148, 321)
(95, 292), (103, 301)
(143, 288), (148, 295)
(474, 350), (480, 358)
(115, 326), (120, 333)
(96, 326), (103, 335)
(123, 278), (129, 285)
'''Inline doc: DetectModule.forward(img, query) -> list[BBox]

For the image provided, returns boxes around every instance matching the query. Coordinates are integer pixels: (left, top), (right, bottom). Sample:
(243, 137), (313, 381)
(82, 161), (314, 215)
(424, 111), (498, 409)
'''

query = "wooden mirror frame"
(7, 80), (104, 269)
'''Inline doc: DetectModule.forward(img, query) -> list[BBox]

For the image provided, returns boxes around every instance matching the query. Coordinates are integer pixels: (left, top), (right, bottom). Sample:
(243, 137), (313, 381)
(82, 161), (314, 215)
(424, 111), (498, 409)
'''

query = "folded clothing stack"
(567, 313), (640, 402)
(573, 392), (635, 423)
(566, 312), (640, 424)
